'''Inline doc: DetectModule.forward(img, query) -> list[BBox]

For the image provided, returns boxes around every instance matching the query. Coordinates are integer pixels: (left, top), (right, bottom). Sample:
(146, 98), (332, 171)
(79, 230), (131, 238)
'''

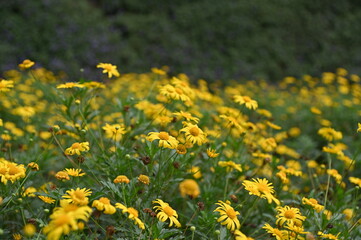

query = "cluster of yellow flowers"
(1, 61), (361, 239)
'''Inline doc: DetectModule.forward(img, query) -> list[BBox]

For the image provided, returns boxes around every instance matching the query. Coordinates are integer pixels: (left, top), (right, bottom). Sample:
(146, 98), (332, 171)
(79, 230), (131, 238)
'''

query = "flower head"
(302, 197), (324, 213)
(152, 199), (181, 228)
(147, 131), (179, 149)
(179, 179), (200, 198)
(318, 127), (343, 141)
(18, 59), (35, 69)
(138, 174), (150, 185)
(64, 168), (86, 177)
(92, 197), (116, 214)
(56, 82), (84, 89)
(214, 200), (240, 231)
(276, 205), (306, 227)
(233, 95), (258, 110)
(207, 148), (219, 158)
(242, 178), (280, 205)
(64, 142), (89, 155)
(55, 171), (70, 181)
(113, 175), (130, 184)
(43, 200), (92, 240)
(62, 188), (92, 206)
(0, 79), (14, 92)
(180, 123), (207, 146)
(115, 203), (145, 229)
(102, 123), (126, 141)
(97, 63), (120, 78)
(218, 161), (242, 172)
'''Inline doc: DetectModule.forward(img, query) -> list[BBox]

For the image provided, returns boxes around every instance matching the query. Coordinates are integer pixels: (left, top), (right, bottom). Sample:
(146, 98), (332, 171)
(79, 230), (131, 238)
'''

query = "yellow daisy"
(38, 196), (55, 204)
(152, 199), (181, 228)
(92, 197), (116, 214)
(218, 161), (242, 172)
(62, 188), (92, 206)
(233, 95), (258, 110)
(115, 203), (145, 229)
(179, 179), (200, 198)
(113, 175), (130, 184)
(214, 200), (240, 231)
(302, 197), (324, 213)
(242, 178), (280, 205)
(276, 205), (306, 227)
(64, 168), (86, 177)
(64, 142), (89, 155)
(180, 123), (207, 146)
(97, 63), (120, 78)
(146, 131), (179, 149)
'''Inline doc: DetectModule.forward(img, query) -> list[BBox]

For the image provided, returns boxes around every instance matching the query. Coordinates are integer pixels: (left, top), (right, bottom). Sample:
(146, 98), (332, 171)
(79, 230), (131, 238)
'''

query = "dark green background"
(1, 0), (361, 81)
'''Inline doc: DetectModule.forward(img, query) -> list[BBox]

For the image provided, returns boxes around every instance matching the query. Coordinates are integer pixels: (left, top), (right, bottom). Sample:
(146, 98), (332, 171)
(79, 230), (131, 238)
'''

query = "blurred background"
(1, 0), (361, 82)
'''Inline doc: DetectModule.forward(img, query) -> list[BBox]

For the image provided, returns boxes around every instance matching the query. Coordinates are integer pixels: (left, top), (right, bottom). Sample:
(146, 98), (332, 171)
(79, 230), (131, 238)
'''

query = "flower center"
(71, 142), (80, 149)
(175, 88), (183, 94)
(8, 164), (20, 175)
(189, 127), (200, 136)
(243, 96), (251, 102)
(99, 197), (110, 204)
(257, 183), (269, 193)
(163, 205), (174, 216)
(158, 132), (169, 140)
(226, 208), (237, 219)
(54, 214), (72, 226)
(284, 210), (296, 219)
(73, 190), (85, 200)
(127, 207), (139, 218)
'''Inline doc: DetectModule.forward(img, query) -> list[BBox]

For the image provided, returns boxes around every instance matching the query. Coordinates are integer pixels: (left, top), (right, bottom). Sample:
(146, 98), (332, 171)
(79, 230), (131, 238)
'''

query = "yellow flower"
(218, 161), (242, 172)
(318, 127), (343, 141)
(207, 148), (219, 158)
(97, 63), (120, 78)
(115, 203), (145, 229)
(187, 166), (202, 179)
(12, 233), (22, 240)
(64, 142), (89, 155)
(0, 160), (26, 184)
(147, 131), (179, 149)
(349, 176), (361, 187)
(113, 175), (130, 184)
(233, 95), (258, 110)
(138, 174), (150, 185)
(180, 123), (207, 146)
(43, 200), (92, 240)
(62, 188), (92, 206)
(276, 205), (306, 227)
(342, 208), (354, 221)
(0, 79), (14, 92)
(233, 230), (254, 240)
(242, 178), (280, 205)
(153, 199), (181, 228)
(92, 197), (116, 214)
(176, 144), (187, 155)
(179, 179), (200, 198)
(27, 162), (39, 171)
(64, 168), (86, 177)
(38, 196), (55, 204)
(317, 231), (340, 240)
(173, 111), (199, 123)
(327, 169), (342, 184)
(262, 223), (287, 240)
(56, 82), (84, 89)
(159, 84), (191, 102)
(23, 187), (37, 197)
(55, 171), (70, 181)
(18, 59), (35, 69)
(357, 123), (361, 133)
(266, 121), (282, 130)
(302, 197), (324, 213)
(23, 223), (36, 237)
(102, 123), (126, 141)
(214, 200), (240, 231)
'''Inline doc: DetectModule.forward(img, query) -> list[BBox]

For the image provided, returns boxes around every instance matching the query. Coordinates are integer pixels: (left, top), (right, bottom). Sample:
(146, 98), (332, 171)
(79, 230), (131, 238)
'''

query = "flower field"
(0, 61), (360, 239)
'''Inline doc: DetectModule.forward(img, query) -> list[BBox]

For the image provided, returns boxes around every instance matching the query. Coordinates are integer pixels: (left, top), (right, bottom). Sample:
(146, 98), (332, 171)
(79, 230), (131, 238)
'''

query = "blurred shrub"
(1, 0), (361, 81)
(92, 0), (361, 81)
(0, 0), (121, 79)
